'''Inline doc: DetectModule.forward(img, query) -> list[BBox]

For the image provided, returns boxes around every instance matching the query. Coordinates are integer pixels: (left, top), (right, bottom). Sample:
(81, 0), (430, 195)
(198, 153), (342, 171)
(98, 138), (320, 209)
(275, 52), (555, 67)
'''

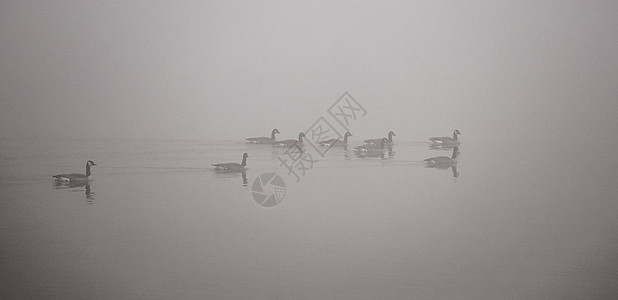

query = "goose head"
(243, 153), (249, 159)
(87, 161), (97, 166)
(344, 132), (352, 137)
(388, 131), (396, 137)
(272, 129), (280, 135)
(454, 129), (461, 135)
(298, 132), (306, 140)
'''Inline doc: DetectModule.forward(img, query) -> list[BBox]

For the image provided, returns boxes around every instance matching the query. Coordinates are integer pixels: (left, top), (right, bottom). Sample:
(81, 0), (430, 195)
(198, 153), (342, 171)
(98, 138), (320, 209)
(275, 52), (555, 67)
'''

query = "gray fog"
(2, 1), (618, 299)
(2, 1), (617, 142)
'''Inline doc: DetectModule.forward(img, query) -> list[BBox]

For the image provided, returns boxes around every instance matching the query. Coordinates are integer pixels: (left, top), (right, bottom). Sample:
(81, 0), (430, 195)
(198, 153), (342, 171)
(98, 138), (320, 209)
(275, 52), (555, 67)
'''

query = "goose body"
(319, 132), (352, 147)
(212, 153), (249, 171)
(53, 161), (97, 182)
(277, 132), (306, 147)
(424, 147), (459, 164)
(355, 138), (387, 153)
(429, 129), (461, 145)
(246, 129), (280, 144)
(364, 131), (396, 145)
(355, 138), (388, 158)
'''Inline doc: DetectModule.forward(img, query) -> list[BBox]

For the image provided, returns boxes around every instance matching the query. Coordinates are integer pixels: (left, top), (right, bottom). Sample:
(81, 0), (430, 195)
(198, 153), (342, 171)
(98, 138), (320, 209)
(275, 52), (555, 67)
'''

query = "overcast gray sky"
(2, 1), (617, 141)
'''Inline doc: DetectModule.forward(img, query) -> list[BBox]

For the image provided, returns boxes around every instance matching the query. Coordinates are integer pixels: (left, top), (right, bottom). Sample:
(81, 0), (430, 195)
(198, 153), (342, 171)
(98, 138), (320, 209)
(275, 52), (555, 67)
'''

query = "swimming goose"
(355, 138), (387, 153)
(212, 153), (249, 171)
(355, 138), (388, 158)
(364, 131), (396, 145)
(424, 146), (459, 164)
(53, 161), (97, 182)
(246, 129), (280, 144)
(276, 132), (306, 147)
(319, 132), (352, 147)
(429, 129), (461, 145)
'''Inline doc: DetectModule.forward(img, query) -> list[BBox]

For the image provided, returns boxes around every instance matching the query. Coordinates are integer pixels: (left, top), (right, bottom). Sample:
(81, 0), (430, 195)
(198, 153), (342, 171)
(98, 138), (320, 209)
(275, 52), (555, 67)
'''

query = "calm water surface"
(1, 135), (617, 299)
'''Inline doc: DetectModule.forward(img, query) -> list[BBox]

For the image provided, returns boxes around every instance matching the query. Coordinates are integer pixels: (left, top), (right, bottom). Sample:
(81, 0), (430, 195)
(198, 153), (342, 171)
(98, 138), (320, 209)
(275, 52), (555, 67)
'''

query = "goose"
(424, 146), (459, 164)
(364, 131), (396, 145)
(212, 153), (249, 171)
(246, 129), (280, 144)
(429, 129), (461, 145)
(355, 138), (387, 153)
(53, 160), (97, 182)
(355, 138), (388, 158)
(276, 132), (306, 147)
(319, 132), (352, 147)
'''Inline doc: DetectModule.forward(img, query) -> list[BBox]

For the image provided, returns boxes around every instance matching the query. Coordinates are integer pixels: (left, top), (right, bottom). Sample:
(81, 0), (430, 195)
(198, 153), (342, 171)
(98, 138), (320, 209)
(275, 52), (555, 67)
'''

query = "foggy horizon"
(2, 1), (617, 142)
(3, 1), (618, 299)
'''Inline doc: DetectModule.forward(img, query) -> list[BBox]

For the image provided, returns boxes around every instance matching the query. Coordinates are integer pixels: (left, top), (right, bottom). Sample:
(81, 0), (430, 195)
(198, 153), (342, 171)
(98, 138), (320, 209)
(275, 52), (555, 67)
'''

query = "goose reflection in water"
(214, 169), (249, 187)
(424, 146), (460, 177)
(387, 144), (395, 158)
(53, 181), (95, 202)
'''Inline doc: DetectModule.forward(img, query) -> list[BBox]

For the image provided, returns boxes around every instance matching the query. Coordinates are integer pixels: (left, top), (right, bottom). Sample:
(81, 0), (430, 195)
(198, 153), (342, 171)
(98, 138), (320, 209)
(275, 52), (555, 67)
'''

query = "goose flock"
(53, 129), (462, 183)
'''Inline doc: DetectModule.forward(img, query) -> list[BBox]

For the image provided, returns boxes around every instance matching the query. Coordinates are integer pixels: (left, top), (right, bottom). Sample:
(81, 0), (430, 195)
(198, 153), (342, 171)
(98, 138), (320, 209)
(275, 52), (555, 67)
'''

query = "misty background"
(2, 2), (618, 298)
(2, 1), (617, 143)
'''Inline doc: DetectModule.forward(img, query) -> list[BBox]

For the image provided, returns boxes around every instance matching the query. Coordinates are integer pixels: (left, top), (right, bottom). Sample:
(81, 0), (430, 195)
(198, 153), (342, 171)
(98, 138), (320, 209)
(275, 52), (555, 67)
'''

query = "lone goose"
(277, 132), (306, 147)
(53, 161), (97, 182)
(212, 153), (249, 171)
(424, 146), (459, 164)
(319, 132), (352, 147)
(429, 129), (461, 145)
(364, 131), (396, 145)
(246, 129), (280, 144)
